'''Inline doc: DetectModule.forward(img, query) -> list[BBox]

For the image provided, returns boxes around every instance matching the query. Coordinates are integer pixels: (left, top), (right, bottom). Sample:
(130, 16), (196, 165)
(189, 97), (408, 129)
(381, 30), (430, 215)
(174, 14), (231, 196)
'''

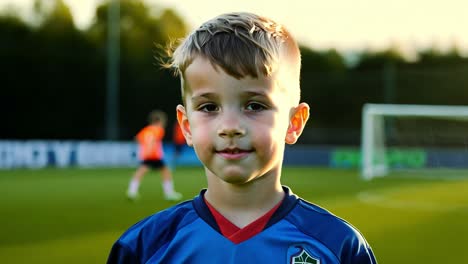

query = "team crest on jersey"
(288, 245), (320, 264)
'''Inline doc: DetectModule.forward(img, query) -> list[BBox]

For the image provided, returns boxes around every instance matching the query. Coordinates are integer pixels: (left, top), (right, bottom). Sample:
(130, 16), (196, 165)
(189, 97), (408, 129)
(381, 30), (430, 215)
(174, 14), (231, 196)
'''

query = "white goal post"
(361, 103), (468, 180)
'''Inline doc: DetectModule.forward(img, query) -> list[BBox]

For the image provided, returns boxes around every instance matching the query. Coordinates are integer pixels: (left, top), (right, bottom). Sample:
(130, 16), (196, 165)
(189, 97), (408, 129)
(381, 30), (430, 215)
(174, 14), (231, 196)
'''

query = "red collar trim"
(204, 198), (282, 244)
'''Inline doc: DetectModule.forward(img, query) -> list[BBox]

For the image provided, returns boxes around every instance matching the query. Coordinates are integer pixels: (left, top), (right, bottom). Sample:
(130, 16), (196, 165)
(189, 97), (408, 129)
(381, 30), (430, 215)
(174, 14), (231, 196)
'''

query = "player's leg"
(160, 165), (182, 201)
(126, 164), (149, 200)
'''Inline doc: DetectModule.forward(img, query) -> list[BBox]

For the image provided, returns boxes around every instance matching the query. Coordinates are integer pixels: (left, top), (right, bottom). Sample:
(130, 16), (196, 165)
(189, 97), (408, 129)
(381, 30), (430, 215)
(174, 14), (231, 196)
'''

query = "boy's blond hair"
(166, 12), (301, 101)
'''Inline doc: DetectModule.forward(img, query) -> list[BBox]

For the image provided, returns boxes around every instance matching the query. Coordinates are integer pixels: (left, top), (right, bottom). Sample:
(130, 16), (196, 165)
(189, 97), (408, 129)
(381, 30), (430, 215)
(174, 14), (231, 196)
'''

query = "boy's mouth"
(216, 148), (252, 160)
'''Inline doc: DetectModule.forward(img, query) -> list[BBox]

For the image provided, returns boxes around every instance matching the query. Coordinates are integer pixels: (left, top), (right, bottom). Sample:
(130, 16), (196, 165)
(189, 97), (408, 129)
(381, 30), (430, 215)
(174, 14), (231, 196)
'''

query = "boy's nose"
(217, 111), (246, 138)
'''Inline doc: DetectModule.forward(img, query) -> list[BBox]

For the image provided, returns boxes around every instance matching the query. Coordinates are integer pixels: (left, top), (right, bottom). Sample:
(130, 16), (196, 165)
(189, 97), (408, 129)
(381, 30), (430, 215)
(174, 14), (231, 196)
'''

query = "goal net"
(361, 103), (468, 180)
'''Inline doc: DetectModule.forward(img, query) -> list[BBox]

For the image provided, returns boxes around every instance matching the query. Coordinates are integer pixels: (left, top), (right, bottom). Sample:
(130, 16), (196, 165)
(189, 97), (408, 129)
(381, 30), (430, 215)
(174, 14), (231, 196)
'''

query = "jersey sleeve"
(106, 201), (197, 263)
(107, 241), (140, 264)
(342, 238), (377, 264)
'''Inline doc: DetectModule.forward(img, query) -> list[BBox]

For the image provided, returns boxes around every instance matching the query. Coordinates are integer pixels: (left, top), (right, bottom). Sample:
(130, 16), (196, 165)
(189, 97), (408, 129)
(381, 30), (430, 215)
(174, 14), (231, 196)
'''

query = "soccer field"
(0, 167), (467, 263)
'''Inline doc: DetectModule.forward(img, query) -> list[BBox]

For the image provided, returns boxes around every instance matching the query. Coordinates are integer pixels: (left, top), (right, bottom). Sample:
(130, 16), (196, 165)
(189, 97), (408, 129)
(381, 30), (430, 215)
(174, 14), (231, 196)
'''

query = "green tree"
(37, 0), (75, 32)
(87, 0), (189, 139)
(0, 15), (35, 139)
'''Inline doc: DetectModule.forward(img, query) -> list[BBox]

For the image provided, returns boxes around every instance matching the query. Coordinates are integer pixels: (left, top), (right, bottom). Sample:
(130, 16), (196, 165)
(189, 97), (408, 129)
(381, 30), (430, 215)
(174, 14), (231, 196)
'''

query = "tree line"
(2, 0), (467, 145)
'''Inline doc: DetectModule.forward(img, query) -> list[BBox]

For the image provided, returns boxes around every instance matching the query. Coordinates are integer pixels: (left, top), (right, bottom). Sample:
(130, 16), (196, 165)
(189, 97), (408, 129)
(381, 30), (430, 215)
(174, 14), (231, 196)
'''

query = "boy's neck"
(204, 178), (284, 228)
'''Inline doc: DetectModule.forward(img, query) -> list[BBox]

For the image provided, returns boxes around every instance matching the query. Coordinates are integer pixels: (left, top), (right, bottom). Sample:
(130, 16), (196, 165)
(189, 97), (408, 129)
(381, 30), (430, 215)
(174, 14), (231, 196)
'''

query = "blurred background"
(1, 0), (467, 144)
(1, 0), (467, 263)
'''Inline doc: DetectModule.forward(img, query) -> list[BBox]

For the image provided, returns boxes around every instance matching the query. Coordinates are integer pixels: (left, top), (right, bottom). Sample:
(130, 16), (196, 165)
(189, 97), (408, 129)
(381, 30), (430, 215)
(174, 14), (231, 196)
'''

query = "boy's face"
(177, 56), (308, 184)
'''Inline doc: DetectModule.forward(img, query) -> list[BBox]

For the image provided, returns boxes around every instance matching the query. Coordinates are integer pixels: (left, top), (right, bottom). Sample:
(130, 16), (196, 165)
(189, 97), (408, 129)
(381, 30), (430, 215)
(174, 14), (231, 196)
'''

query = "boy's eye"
(246, 102), (266, 111)
(199, 103), (219, 112)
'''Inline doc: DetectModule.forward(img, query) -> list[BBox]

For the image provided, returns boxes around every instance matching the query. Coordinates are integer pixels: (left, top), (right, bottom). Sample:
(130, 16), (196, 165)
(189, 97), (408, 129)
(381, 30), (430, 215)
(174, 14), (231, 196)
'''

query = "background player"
(109, 12), (377, 263)
(126, 110), (182, 201)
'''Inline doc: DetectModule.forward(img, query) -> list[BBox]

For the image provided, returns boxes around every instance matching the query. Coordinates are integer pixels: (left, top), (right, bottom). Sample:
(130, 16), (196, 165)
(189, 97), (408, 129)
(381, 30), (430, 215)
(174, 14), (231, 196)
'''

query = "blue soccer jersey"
(108, 186), (377, 264)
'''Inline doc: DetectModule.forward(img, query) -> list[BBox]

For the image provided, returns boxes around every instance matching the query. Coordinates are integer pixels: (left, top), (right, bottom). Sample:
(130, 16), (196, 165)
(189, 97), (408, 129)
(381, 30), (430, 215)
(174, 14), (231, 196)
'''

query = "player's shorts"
(141, 159), (166, 169)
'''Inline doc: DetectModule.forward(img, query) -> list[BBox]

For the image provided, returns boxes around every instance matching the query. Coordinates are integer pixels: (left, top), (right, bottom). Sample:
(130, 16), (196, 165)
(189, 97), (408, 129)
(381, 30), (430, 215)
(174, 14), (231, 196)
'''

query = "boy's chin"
(217, 168), (257, 185)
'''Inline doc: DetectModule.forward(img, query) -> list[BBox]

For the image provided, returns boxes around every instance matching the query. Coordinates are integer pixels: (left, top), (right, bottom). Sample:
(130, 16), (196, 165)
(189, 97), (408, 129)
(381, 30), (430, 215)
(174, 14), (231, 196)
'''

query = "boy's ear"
(285, 102), (310, 144)
(176, 104), (193, 146)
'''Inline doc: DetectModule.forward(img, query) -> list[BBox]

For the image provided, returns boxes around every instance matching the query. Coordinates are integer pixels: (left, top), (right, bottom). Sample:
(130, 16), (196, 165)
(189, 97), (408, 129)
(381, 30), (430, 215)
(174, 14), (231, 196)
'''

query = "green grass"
(0, 167), (467, 263)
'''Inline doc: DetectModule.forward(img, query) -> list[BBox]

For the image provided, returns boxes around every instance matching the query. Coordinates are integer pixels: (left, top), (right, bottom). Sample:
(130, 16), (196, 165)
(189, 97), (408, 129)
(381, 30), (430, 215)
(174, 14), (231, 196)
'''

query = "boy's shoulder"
(267, 186), (367, 242)
(116, 199), (198, 251)
(286, 195), (372, 255)
(292, 198), (362, 233)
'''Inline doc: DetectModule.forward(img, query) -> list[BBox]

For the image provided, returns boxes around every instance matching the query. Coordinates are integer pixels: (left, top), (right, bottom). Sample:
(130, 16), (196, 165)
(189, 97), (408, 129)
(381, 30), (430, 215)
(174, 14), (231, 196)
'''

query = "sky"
(2, 0), (468, 57)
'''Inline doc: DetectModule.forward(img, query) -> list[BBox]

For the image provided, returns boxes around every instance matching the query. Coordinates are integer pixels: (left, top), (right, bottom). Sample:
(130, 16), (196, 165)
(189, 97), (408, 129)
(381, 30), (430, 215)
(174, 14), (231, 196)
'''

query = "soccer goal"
(361, 103), (468, 180)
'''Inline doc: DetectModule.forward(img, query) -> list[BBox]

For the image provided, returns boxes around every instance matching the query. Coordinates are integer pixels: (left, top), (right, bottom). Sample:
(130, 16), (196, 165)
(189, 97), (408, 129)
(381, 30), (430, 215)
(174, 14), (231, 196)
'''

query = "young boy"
(126, 110), (182, 201)
(109, 12), (377, 263)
